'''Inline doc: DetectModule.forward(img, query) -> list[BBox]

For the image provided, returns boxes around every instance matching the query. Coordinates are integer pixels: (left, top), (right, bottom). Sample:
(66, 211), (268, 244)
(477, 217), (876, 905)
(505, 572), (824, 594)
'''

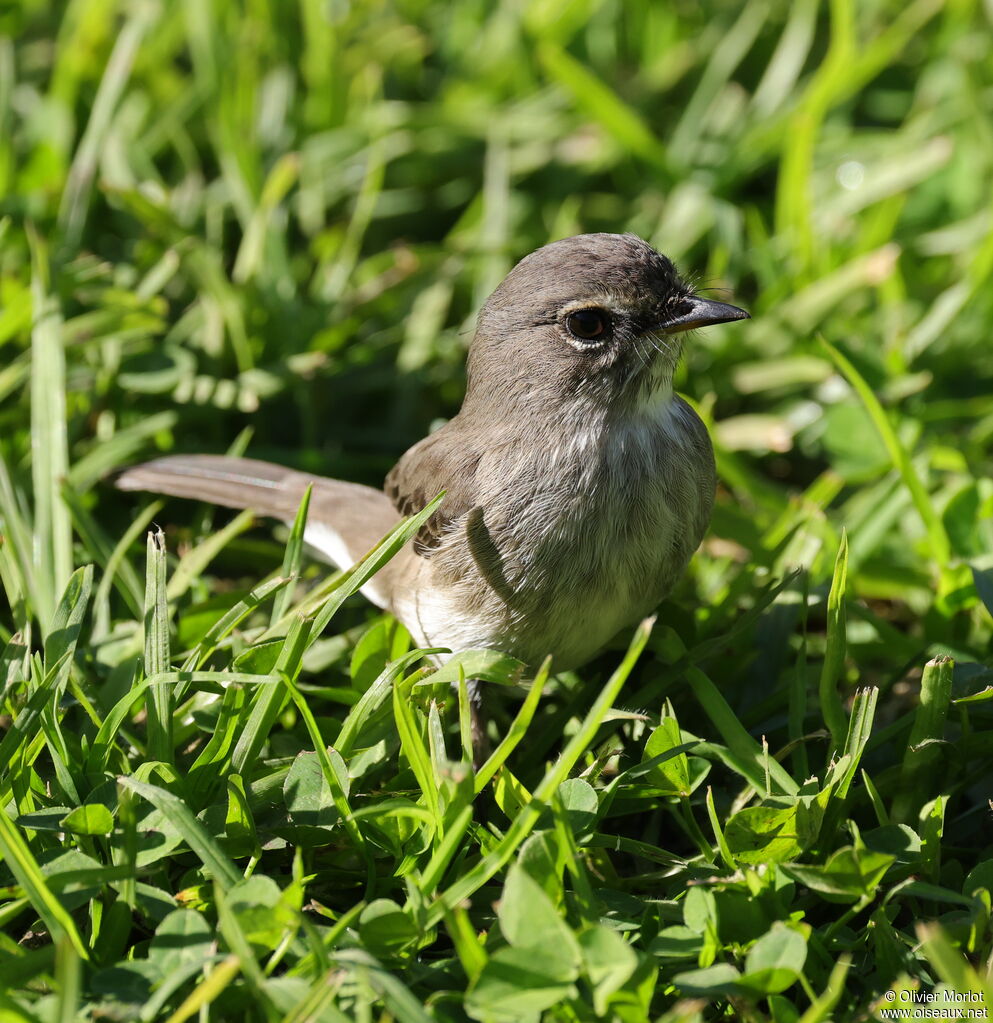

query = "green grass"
(3, 0), (993, 1019)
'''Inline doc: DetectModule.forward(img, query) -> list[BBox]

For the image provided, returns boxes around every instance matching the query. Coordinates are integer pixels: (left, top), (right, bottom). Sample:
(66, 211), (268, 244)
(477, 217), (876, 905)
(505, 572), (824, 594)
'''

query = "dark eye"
(565, 308), (610, 342)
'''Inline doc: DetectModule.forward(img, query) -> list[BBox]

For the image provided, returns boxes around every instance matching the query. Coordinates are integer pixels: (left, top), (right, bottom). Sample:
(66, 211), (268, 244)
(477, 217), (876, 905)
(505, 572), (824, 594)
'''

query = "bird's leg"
(468, 680), (491, 770)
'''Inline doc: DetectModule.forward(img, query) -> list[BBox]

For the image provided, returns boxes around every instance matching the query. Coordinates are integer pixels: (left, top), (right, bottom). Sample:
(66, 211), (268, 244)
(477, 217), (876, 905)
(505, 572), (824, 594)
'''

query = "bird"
(117, 233), (748, 726)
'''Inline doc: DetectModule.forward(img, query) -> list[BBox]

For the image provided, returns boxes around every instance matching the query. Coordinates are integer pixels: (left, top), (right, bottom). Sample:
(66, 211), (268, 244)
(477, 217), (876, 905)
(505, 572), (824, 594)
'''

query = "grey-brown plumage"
(117, 233), (748, 671)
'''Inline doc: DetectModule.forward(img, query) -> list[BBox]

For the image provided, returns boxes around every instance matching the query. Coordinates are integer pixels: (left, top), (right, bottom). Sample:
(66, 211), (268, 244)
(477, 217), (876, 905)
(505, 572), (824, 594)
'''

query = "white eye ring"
(563, 308), (611, 349)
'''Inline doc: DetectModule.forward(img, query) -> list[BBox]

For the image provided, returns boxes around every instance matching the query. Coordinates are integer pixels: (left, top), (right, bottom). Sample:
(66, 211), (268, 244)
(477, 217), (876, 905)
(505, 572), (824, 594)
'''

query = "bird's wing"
(383, 427), (482, 556)
(115, 455), (402, 606)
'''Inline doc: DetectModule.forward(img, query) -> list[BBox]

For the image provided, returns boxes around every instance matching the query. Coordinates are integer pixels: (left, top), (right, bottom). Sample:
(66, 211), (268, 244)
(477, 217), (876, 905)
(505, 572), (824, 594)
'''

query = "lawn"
(2, 0), (993, 1020)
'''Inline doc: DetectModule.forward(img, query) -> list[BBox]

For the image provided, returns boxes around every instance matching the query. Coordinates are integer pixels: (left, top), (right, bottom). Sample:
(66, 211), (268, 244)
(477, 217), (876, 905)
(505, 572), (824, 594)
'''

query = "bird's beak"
(660, 296), (750, 334)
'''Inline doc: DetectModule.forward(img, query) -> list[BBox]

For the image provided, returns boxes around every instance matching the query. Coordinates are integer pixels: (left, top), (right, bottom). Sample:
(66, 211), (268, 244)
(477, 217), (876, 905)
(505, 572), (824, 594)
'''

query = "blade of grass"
(68, 411), (180, 492)
(43, 564), (93, 690)
(188, 685), (250, 801)
(28, 226), (72, 632)
(143, 530), (172, 762)
(230, 614), (311, 776)
(54, 936), (81, 1023)
(0, 809), (88, 958)
(270, 485), (311, 625)
(797, 955), (852, 1023)
(835, 686), (878, 798)
(473, 659), (550, 794)
(820, 335), (952, 571)
(457, 669), (472, 764)
(57, 0), (153, 247)
(117, 776), (241, 887)
(182, 575), (292, 671)
(335, 651), (439, 756)
(892, 656), (954, 825)
(819, 531), (850, 752)
(916, 923), (993, 1005)
(428, 617), (654, 926)
(162, 955), (242, 1023)
(705, 787), (737, 871)
(92, 498), (162, 640)
(306, 492), (445, 642)
(0, 453), (36, 629)
(283, 672), (366, 859)
(788, 569), (811, 780)
(686, 663), (798, 795)
(417, 804), (473, 895)
(537, 44), (669, 171)
(393, 670), (442, 823)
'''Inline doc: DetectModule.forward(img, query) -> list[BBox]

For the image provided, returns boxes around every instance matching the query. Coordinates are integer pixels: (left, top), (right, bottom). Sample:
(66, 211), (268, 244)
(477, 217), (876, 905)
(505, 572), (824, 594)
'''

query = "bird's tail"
(116, 455), (316, 522)
(115, 455), (403, 607)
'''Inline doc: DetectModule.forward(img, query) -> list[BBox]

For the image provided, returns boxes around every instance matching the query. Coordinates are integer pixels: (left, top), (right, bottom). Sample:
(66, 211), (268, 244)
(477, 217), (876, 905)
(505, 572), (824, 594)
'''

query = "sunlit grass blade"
(28, 228), (72, 632)
(161, 955), (242, 1023)
(537, 44), (668, 171)
(270, 485), (311, 626)
(916, 923), (993, 1006)
(56, 2), (152, 247)
(233, 152), (300, 286)
(798, 955), (852, 1023)
(68, 411), (180, 492)
(751, 0), (818, 115)
(43, 565), (93, 690)
(669, 0), (768, 161)
(306, 492), (445, 642)
(457, 669), (472, 764)
(818, 531), (849, 752)
(788, 569), (811, 780)
(143, 530), (172, 762)
(473, 659), (550, 794)
(335, 651), (438, 756)
(54, 936), (81, 1023)
(835, 686), (878, 798)
(188, 685), (250, 801)
(393, 670), (441, 822)
(230, 615), (310, 776)
(183, 575), (292, 671)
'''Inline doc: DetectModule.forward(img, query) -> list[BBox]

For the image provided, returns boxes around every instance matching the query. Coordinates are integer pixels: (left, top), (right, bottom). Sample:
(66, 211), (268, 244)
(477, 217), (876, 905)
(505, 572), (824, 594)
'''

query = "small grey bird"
(117, 233), (747, 676)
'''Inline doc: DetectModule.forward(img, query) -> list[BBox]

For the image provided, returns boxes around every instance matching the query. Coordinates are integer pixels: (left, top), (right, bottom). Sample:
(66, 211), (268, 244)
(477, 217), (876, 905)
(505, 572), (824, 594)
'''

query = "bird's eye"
(565, 308), (610, 342)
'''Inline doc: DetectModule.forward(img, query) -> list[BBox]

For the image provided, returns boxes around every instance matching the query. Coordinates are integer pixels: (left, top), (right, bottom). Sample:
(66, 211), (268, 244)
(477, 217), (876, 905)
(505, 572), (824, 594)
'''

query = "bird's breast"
(396, 396), (715, 669)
